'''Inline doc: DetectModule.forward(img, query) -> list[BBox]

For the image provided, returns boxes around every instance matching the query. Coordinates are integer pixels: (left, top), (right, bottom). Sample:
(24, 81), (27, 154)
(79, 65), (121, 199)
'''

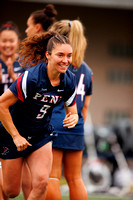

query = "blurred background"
(1, 0), (133, 196)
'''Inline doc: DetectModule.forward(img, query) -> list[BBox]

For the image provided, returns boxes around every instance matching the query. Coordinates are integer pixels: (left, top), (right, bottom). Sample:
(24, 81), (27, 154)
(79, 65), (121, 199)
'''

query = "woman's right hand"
(12, 134), (32, 151)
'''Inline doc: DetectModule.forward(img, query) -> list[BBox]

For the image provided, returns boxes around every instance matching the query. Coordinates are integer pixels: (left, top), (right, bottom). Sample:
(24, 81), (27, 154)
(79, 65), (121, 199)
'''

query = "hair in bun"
(31, 4), (57, 31)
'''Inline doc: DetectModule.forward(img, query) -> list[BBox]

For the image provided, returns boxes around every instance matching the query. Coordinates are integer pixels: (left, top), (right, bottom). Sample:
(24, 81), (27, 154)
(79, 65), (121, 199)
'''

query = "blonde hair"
(49, 19), (87, 68)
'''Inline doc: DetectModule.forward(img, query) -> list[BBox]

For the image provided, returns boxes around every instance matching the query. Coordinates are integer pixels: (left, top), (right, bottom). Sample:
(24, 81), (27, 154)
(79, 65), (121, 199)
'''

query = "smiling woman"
(0, 21), (25, 95)
(46, 43), (72, 77)
(0, 31), (78, 199)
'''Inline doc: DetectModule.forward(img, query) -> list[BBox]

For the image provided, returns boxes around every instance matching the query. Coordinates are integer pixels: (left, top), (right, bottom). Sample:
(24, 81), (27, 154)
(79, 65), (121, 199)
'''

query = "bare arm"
(82, 95), (91, 122)
(63, 103), (78, 129)
(0, 89), (31, 151)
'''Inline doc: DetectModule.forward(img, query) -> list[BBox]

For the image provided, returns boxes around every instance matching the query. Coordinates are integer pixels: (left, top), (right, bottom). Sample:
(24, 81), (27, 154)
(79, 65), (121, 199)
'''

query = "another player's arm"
(82, 95), (91, 122)
(0, 89), (31, 151)
(63, 103), (78, 129)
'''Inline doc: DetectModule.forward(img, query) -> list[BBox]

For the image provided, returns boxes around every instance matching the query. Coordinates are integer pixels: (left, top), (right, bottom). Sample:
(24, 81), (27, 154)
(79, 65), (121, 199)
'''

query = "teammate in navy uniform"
(46, 20), (93, 200)
(0, 32), (78, 200)
(0, 21), (25, 200)
(0, 21), (25, 95)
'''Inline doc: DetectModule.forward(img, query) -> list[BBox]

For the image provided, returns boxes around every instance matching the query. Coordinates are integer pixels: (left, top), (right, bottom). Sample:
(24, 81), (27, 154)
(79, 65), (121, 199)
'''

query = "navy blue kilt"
(0, 127), (55, 159)
(52, 133), (85, 150)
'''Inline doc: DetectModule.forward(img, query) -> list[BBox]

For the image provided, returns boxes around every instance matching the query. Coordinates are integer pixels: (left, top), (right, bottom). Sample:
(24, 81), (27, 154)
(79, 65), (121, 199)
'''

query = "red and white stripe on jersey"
(65, 88), (77, 107)
(16, 71), (28, 102)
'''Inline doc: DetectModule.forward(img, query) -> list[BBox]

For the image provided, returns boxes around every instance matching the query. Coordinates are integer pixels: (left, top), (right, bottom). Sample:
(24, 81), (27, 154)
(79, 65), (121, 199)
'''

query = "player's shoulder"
(27, 61), (46, 74)
(81, 61), (93, 75)
(25, 61), (47, 84)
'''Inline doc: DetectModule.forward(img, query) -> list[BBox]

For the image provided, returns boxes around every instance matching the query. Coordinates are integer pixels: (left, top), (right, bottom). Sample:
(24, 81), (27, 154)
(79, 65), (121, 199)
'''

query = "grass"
(9, 193), (133, 200)
(87, 195), (133, 200)
(9, 177), (133, 200)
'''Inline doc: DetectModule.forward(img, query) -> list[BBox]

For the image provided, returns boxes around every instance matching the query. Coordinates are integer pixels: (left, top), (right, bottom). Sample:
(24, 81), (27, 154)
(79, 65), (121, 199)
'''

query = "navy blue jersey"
(8, 61), (76, 137)
(51, 61), (93, 139)
(0, 58), (25, 95)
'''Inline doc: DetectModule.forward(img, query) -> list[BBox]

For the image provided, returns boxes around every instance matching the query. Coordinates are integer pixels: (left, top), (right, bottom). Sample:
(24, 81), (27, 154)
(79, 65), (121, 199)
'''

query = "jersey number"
(77, 74), (85, 101)
(36, 105), (51, 119)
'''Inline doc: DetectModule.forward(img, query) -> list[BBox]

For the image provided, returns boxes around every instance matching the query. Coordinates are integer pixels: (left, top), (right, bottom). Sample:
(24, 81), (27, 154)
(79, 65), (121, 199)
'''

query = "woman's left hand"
(63, 112), (78, 128)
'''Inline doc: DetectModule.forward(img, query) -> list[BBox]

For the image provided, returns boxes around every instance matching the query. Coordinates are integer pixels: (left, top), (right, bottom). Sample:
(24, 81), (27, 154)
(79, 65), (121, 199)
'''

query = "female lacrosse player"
(0, 32), (78, 200)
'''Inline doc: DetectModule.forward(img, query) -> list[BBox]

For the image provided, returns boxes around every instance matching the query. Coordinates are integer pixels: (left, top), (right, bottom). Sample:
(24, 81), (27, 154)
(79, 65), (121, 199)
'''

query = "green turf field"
(9, 193), (133, 200)
(9, 177), (133, 200)
(8, 176), (133, 200)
